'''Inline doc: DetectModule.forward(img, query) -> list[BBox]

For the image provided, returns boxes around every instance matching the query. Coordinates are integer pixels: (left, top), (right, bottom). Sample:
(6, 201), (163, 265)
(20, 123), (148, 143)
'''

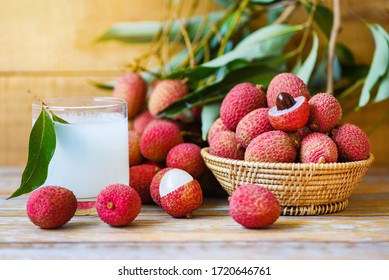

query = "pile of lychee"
(209, 72), (371, 164)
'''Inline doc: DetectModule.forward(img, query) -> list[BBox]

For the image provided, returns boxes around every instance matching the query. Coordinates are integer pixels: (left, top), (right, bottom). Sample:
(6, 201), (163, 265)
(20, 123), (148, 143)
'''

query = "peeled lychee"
(159, 168), (203, 218)
(129, 164), (160, 204)
(220, 83), (266, 131)
(166, 143), (206, 178)
(266, 72), (311, 108)
(235, 108), (273, 148)
(132, 110), (154, 135)
(268, 92), (310, 131)
(300, 132), (338, 163)
(26, 186), (77, 229)
(129, 131), (143, 166)
(140, 120), (184, 162)
(209, 131), (245, 160)
(207, 117), (230, 143)
(229, 184), (281, 229)
(96, 184), (141, 227)
(308, 93), (342, 133)
(112, 72), (148, 118)
(150, 167), (174, 206)
(245, 130), (296, 162)
(332, 123), (370, 162)
(148, 79), (188, 116)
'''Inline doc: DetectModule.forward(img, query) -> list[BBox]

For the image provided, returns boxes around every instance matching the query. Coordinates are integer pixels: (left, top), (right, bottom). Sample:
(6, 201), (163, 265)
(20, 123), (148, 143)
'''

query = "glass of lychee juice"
(32, 97), (129, 200)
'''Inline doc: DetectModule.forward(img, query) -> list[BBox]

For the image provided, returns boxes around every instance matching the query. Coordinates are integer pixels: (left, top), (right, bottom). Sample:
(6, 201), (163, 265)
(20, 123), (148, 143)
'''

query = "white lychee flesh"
(159, 168), (194, 197)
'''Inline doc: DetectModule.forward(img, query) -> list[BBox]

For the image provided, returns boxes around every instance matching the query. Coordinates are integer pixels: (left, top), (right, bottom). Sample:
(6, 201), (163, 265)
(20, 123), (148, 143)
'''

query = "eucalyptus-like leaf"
(201, 102), (222, 140)
(159, 64), (278, 117)
(336, 43), (355, 65)
(203, 24), (304, 67)
(374, 69), (389, 103)
(250, 0), (280, 4)
(359, 24), (389, 107)
(88, 79), (115, 90)
(95, 12), (225, 44)
(296, 31), (319, 84)
(8, 108), (56, 199)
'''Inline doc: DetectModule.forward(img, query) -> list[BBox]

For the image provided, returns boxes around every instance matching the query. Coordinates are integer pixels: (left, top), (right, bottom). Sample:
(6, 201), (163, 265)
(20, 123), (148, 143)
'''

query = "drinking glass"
(32, 96), (129, 200)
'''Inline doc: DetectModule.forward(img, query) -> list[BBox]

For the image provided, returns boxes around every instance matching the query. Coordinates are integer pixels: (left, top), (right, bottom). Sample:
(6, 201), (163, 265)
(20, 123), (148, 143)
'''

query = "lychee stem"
(185, 213), (192, 219)
(107, 202), (115, 210)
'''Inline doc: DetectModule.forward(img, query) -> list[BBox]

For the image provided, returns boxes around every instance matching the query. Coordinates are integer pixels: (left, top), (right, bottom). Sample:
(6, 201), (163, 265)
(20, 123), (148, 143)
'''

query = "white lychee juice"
(32, 97), (129, 200)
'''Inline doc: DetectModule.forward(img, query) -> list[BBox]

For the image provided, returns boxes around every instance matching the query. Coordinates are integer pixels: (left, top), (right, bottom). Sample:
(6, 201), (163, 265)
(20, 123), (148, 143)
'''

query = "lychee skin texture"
(266, 73), (311, 108)
(308, 93), (342, 133)
(268, 96), (310, 132)
(220, 83), (266, 131)
(128, 131), (143, 166)
(160, 180), (203, 218)
(148, 79), (188, 116)
(300, 132), (338, 163)
(112, 72), (148, 118)
(207, 118), (230, 143)
(236, 108), (273, 148)
(26, 186), (77, 229)
(96, 184), (141, 227)
(229, 184), (281, 229)
(132, 110), (154, 135)
(140, 120), (184, 162)
(209, 131), (245, 160)
(166, 143), (206, 178)
(129, 164), (160, 204)
(332, 123), (371, 162)
(150, 167), (174, 206)
(245, 130), (296, 163)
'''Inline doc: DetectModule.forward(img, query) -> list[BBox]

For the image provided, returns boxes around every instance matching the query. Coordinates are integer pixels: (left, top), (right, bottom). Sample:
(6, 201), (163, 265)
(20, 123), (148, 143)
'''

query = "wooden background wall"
(1, 0), (389, 166)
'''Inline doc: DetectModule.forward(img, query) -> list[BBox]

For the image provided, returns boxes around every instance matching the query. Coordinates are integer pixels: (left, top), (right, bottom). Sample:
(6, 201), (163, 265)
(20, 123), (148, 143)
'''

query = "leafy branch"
(94, 0), (389, 131)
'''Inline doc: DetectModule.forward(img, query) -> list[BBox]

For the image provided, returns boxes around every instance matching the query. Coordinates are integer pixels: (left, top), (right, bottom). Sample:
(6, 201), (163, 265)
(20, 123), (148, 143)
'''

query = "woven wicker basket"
(201, 148), (374, 216)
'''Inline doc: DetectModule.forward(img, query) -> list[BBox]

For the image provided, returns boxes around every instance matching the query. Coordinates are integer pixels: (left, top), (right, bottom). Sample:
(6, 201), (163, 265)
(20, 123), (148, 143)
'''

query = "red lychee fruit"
(300, 132), (338, 163)
(266, 72), (311, 108)
(308, 93), (342, 133)
(96, 184), (141, 227)
(132, 110), (154, 135)
(150, 167), (174, 206)
(140, 120), (184, 162)
(268, 92), (310, 131)
(26, 186), (77, 229)
(235, 108), (273, 148)
(112, 72), (148, 118)
(229, 184), (281, 229)
(332, 123), (371, 162)
(220, 83), (266, 131)
(288, 126), (312, 149)
(129, 131), (143, 166)
(207, 117), (230, 143)
(166, 143), (206, 178)
(209, 131), (245, 160)
(129, 164), (160, 204)
(148, 79), (188, 116)
(159, 168), (203, 218)
(245, 130), (296, 162)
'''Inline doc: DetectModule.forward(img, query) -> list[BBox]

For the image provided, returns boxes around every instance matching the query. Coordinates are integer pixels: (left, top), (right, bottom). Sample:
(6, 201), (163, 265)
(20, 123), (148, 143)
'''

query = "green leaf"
(296, 31), (319, 84)
(374, 69), (389, 103)
(336, 43), (355, 65)
(95, 12), (225, 44)
(203, 24), (304, 67)
(359, 24), (389, 107)
(305, 3), (333, 38)
(159, 64), (278, 117)
(95, 21), (164, 43)
(250, 0), (281, 4)
(201, 102), (222, 140)
(8, 108), (56, 199)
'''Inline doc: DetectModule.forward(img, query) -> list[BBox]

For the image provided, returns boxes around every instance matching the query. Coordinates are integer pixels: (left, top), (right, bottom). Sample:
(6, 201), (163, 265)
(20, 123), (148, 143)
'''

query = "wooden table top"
(1, 166), (389, 260)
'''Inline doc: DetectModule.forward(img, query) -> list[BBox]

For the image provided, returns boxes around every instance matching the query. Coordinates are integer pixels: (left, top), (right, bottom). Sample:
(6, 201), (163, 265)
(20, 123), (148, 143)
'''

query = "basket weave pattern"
(201, 148), (374, 215)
